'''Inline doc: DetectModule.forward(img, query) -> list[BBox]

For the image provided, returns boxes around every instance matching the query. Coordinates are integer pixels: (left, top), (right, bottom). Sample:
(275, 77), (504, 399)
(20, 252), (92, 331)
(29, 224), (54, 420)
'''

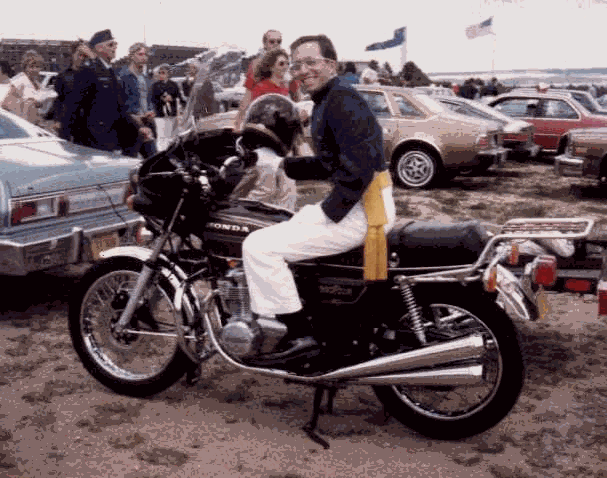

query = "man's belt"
(363, 170), (392, 281)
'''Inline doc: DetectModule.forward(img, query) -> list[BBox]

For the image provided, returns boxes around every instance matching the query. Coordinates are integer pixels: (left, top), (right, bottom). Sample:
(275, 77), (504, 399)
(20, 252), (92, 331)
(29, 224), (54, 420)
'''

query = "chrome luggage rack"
(395, 218), (595, 285)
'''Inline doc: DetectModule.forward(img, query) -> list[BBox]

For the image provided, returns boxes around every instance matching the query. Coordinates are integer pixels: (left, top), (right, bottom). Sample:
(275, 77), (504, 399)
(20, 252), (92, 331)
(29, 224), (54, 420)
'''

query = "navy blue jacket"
(283, 77), (385, 223)
(61, 58), (139, 152)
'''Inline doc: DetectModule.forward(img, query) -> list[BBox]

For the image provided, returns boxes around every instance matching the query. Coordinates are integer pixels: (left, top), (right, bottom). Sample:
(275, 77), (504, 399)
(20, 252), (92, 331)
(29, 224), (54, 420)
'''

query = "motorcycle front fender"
(496, 264), (538, 322)
(99, 245), (198, 325)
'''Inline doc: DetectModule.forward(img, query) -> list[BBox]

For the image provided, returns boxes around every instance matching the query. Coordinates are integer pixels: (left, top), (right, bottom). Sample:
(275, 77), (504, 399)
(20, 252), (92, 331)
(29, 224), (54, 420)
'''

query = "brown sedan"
(195, 85), (508, 189)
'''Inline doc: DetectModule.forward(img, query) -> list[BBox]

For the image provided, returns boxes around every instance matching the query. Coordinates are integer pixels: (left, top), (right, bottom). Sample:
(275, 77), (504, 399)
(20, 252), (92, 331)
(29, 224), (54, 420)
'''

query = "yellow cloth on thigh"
(363, 171), (391, 281)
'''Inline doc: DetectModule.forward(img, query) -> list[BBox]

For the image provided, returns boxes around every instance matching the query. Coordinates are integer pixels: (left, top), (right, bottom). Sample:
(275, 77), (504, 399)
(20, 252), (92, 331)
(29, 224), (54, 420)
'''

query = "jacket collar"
(310, 76), (339, 104)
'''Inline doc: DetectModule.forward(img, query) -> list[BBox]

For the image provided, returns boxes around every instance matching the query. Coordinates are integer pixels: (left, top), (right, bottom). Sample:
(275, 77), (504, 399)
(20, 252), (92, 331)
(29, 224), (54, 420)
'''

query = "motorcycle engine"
(217, 268), (287, 358)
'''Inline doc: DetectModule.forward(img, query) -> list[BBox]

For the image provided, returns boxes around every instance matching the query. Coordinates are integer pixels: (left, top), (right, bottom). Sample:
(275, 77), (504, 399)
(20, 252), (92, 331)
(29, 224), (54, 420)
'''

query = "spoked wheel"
(373, 286), (524, 440)
(69, 258), (192, 397)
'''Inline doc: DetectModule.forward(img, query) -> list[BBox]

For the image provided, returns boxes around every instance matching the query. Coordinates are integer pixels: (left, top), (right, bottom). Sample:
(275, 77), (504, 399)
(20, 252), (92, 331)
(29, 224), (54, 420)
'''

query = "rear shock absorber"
(396, 276), (427, 345)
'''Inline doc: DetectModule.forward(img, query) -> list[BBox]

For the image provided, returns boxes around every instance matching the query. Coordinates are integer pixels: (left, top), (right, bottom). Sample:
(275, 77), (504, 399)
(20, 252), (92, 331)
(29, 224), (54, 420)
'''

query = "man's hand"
(144, 111), (156, 120)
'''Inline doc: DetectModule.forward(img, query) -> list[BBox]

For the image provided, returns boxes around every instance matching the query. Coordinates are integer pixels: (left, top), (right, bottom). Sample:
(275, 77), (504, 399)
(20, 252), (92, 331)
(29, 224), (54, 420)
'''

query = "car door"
(534, 99), (580, 151)
(491, 97), (540, 146)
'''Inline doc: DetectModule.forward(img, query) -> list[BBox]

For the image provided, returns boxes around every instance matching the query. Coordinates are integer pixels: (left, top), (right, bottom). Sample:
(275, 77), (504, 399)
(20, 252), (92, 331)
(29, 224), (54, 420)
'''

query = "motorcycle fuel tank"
(202, 200), (293, 258)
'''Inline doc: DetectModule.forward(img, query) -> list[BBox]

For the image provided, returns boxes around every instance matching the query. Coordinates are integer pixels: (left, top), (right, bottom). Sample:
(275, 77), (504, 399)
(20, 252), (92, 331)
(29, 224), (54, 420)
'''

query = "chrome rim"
(79, 270), (180, 382)
(391, 304), (503, 421)
(397, 150), (436, 187)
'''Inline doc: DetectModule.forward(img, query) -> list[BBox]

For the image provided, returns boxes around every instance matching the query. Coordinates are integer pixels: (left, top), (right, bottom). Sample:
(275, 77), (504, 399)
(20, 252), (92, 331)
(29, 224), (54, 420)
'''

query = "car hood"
(0, 139), (140, 198)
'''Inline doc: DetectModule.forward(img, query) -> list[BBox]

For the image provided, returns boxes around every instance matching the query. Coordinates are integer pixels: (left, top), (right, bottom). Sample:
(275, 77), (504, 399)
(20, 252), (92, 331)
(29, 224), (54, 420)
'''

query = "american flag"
(465, 17), (494, 40)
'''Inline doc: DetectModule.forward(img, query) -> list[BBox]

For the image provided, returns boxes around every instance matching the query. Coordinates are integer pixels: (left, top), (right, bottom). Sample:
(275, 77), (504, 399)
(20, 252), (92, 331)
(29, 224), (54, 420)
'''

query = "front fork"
(113, 198), (185, 335)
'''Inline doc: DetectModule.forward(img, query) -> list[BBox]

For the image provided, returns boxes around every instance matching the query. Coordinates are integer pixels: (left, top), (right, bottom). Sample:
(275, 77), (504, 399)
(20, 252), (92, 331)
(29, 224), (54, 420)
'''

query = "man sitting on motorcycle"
(241, 34), (396, 356)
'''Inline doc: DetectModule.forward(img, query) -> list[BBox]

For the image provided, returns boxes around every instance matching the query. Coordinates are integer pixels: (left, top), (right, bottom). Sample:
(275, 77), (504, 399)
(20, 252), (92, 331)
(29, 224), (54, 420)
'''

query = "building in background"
(0, 39), (75, 73)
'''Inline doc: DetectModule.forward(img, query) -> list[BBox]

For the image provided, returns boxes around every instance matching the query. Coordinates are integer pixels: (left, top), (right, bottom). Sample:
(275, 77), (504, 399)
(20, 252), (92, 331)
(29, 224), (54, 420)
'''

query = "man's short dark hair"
(344, 61), (356, 74)
(290, 35), (337, 61)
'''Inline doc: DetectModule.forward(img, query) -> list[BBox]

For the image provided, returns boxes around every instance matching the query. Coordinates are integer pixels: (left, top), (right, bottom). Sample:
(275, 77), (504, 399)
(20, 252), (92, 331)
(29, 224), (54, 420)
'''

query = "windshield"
(175, 47), (247, 135)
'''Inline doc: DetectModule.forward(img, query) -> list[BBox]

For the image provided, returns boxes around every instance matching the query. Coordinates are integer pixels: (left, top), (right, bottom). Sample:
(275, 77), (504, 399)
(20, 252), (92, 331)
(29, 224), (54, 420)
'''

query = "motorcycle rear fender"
(99, 246), (198, 324)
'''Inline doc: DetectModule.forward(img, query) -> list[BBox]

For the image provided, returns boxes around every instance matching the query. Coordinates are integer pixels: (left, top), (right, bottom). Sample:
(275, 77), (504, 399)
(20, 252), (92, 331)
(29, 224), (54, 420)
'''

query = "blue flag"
(365, 27), (406, 51)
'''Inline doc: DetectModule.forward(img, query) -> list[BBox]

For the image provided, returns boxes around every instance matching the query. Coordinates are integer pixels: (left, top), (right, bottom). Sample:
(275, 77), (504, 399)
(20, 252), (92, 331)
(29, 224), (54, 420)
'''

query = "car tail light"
(563, 278), (592, 294)
(123, 183), (135, 205)
(598, 280), (607, 316)
(10, 197), (60, 225)
(531, 255), (557, 287)
(476, 134), (490, 149)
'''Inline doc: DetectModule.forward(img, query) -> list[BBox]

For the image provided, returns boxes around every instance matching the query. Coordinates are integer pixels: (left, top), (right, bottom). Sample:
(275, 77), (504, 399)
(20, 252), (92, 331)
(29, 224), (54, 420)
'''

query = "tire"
(373, 285), (524, 440)
(69, 257), (193, 397)
(391, 148), (441, 189)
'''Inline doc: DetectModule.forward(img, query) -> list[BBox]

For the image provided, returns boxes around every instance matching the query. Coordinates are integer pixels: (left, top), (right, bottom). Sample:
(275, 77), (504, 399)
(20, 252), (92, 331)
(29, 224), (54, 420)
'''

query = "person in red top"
(234, 30), (302, 131)
(250, 49), (292, 100)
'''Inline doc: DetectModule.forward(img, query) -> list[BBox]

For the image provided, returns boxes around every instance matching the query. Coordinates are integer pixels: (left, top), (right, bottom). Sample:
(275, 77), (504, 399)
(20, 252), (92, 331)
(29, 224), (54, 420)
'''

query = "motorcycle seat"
(306, 219), (490, 270)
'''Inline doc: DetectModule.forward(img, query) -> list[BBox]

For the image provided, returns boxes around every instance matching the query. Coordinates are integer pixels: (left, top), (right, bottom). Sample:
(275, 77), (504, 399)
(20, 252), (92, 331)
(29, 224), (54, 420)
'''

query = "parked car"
(0, 108), (143, 276)
(512, 87), (607, 116)
(215, 77), (246, 110)
(195, 85), (508, 188)
(355, 85), (508, 187)
(413, 86), (456, 97)
(488, 90), (607, 154)
(554, 126), (607, 182)
(433, 95), (540, 158)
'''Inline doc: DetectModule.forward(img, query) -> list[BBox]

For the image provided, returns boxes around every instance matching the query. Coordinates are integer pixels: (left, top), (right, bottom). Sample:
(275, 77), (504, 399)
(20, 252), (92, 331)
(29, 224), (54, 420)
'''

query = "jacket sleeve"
(320, 90), (383, 222)
(118, 72), (138, 115)
(282, 154), (337, 181)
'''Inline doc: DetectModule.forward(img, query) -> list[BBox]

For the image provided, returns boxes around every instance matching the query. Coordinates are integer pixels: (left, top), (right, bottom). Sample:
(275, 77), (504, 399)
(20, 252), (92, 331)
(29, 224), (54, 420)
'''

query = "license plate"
(90, 232), (119, 260)
(536, 287), (550, 320)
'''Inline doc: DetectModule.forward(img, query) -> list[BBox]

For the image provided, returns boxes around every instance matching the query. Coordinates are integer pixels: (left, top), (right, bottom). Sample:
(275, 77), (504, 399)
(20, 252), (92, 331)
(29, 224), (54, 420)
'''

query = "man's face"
(291, 41), (336, 94)
(132, 47), (148, 67)
(96, 40), (118, 62)
(158, 69), (169, 81)
(25, 62), (42, 81)
(263, 31), (282, 52)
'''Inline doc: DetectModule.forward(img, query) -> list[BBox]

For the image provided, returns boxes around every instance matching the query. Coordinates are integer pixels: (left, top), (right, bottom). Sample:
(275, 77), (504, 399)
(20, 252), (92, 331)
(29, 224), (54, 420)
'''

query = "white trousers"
(243, 187), (397, 316)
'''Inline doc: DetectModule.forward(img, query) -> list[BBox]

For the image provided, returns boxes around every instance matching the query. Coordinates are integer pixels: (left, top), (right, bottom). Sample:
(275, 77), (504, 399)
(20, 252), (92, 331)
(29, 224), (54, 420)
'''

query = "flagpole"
(401, 38), (407, 70)
(492, 33), (496, 71)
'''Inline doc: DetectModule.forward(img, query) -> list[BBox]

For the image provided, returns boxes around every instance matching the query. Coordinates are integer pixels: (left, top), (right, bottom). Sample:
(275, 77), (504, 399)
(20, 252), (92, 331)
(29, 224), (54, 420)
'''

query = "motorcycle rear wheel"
(69, 258), (193, 397)
(373, 285), (524, 440)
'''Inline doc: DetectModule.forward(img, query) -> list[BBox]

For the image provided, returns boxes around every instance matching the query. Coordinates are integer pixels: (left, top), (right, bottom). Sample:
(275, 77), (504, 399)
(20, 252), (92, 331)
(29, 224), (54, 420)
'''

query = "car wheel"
(392, 148), (440, 189)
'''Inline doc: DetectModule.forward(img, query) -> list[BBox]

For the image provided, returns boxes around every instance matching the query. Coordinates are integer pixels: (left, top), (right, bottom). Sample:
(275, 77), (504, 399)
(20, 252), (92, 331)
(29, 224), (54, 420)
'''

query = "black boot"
(275, 310), (318, 354)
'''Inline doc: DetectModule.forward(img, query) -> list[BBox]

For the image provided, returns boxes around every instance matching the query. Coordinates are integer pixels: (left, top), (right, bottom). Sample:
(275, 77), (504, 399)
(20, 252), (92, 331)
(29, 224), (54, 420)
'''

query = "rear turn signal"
(598, 280), (607, 316)
(563, 278), (592, 294)
(509, 242), (520, 265)
(484, 266), (498, 292)
(531, 255), (557, 287)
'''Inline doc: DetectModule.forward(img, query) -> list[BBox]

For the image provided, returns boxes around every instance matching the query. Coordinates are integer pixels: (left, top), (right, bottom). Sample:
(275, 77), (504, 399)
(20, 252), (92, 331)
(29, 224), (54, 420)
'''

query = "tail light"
(123, 183), (135, 205)
(531, 255), (557, 287)
(563, 278), (592, 294)
(10, 197), (61, 225)
(598, 280), (607, 316)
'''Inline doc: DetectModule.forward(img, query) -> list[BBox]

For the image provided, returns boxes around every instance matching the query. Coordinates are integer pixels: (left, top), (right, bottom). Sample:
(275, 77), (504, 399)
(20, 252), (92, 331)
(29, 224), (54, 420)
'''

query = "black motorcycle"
(69, 128), (594, 447)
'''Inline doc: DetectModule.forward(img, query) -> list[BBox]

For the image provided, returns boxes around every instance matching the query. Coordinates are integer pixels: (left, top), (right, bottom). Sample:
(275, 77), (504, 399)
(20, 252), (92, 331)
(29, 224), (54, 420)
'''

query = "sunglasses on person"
(290, 57), (332, 72)
(275, 60), (288, 67)
(267, 38), (282, 45)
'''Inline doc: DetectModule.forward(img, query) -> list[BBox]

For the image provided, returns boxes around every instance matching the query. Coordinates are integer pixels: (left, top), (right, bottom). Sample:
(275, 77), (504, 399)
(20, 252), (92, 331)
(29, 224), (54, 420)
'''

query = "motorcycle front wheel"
(373, 285), (524, 440)
(69, 257), (193, 397)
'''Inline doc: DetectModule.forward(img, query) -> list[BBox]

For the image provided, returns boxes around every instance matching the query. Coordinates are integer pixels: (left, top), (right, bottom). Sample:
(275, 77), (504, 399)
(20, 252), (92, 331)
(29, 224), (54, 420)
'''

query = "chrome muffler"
(318, 334), (484, 381)
(354, 365), (483, 386)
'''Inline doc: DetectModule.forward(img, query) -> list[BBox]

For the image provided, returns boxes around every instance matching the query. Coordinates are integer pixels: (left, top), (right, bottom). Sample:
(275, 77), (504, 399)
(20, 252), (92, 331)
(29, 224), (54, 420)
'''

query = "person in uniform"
(60, 29), (151, 154)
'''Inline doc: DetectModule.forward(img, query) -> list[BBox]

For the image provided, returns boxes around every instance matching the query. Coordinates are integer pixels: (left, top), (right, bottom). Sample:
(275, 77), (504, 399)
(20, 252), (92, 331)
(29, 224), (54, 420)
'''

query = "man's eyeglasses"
(276, 60), (288, 67)
(290, 58), (330, 72)
(105, 41), (118, 48)
(267, 39), (282, 45)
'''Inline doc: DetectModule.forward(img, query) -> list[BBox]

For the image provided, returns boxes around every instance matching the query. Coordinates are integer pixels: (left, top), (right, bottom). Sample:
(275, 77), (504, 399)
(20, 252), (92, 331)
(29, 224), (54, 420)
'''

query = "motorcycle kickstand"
(302, 385), (338, 449)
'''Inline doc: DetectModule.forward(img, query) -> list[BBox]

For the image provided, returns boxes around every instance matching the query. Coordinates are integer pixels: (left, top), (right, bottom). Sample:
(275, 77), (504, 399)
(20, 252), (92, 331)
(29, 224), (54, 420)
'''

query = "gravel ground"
(1, 159), (607, 478)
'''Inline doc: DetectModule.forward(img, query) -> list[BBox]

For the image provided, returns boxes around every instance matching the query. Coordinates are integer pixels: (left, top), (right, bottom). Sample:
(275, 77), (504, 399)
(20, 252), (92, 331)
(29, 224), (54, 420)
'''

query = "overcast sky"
(2, 0), (606, 73)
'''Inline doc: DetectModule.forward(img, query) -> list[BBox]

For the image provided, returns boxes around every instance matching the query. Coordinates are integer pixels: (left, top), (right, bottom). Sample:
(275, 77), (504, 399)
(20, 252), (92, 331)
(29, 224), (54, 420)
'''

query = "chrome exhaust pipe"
(319, 334), (484, 381)
(355, 365), (483, 386)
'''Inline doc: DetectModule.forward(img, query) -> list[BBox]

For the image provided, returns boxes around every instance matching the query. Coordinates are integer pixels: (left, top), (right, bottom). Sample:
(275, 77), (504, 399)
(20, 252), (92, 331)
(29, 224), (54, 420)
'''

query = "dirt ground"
(2, 158), (607, 478)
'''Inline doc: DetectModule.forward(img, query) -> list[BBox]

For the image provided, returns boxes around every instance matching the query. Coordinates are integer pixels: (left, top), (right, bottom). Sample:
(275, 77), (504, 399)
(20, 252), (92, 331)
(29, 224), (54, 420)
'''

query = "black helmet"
(243, 94), (302, 155)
